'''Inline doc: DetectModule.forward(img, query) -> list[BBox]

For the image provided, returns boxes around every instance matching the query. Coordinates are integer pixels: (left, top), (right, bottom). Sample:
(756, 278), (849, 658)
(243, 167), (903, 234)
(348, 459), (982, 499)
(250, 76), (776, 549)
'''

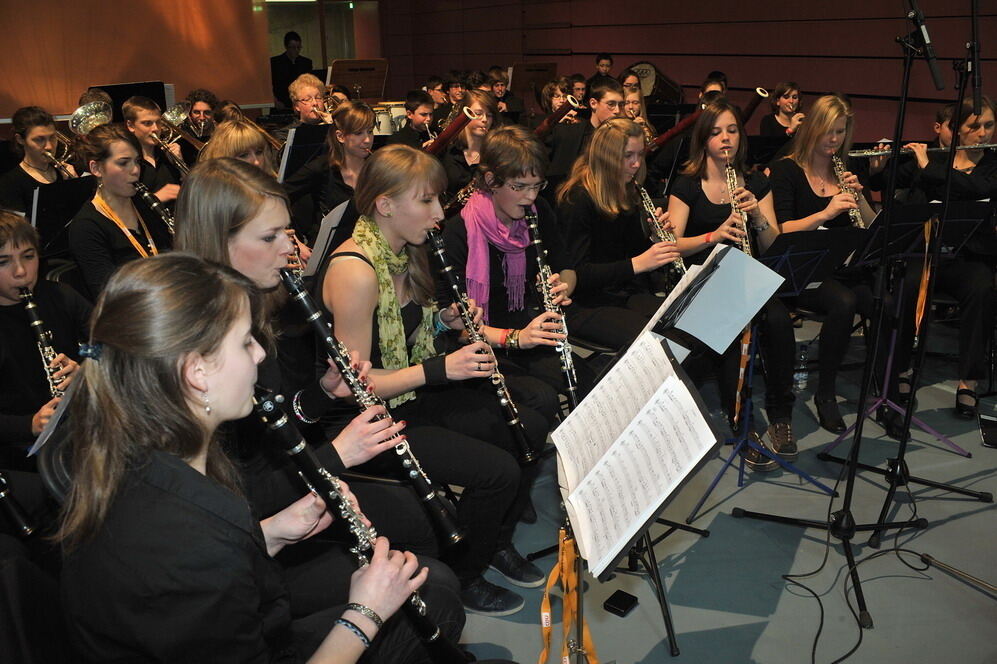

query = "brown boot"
(740, 430), (779, 472)
(767, 422), (798, 461)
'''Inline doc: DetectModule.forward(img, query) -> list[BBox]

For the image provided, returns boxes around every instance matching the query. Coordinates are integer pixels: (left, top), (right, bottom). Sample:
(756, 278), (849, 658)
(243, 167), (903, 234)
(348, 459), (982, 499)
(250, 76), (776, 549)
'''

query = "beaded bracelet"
(292, 390), (319, 424)
(335, 618), (371, 648)
(433, 310), (451, 336)
(506, 329), (521, 350)
(346, 602), (384, 629)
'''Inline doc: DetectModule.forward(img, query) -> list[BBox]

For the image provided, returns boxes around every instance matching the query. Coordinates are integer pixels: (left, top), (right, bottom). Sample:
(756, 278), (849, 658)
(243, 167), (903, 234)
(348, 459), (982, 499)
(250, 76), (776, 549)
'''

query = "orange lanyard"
(538, 528), (599, 664)
(914, 216), (936, 341)
(92, 190), (159, 259)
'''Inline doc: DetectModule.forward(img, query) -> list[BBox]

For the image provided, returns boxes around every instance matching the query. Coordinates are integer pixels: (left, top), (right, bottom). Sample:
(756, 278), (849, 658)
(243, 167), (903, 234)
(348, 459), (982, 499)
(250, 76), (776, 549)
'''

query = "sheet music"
(562, 361), (716, 577)
(553, 332), (672, 490)
(277, 127), (297, 183)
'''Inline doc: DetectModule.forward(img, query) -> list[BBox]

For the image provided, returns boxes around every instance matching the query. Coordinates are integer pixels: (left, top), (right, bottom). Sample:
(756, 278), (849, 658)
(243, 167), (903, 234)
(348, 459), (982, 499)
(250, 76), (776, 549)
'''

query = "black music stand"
(328, 59), (388, 102)
(277, 124), (329, 184)
(31, 176), (99, 257)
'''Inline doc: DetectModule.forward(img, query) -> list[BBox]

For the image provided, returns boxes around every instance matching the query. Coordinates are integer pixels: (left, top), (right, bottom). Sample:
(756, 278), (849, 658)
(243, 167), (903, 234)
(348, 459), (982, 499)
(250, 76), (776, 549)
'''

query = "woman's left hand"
(261, 491), (336, 557)
(320, 350), (372, 399)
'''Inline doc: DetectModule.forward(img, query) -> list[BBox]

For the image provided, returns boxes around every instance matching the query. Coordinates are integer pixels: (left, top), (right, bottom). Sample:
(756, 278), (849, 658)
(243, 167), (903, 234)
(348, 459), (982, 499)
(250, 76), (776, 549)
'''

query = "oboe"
(525, 211), (579, 410)
(278, 269), (464, 544)
(831, 155), (865, 229)
(0, 471), (34, 538)
(635, 180), (686, 276)
(253, 387), (469, 664)
(724, 153), (753, 257)
(132, 182), (175, 235)
(18, 288), (65, 398)
(426, 229), (536, 464)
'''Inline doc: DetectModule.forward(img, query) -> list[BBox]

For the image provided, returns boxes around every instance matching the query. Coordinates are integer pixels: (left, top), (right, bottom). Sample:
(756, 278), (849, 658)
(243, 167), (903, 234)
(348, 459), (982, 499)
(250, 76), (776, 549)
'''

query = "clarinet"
(831, 155), (866, 229)
(253, 388), (469, 664)
(0, 471), (35, 538)
(278, 269), (464, 545)
(635, 180), (686, 276)
(525, 211), (580, 410)
(132, 181), (175, 235)
(18, 288), (65, 398)
(426, 230), (536, 464)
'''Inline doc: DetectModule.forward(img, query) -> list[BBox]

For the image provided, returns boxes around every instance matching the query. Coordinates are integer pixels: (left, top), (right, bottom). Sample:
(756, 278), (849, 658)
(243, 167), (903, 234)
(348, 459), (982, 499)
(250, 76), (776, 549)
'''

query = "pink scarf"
(462, 190), (531, 324)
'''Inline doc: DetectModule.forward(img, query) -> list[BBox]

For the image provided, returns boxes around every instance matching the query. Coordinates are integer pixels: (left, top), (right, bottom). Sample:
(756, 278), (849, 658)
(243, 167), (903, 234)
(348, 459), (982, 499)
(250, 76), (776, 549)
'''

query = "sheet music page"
(277, 127), (297, 183)
(553, 332), (672, 490)
(566, 370), (716, 577)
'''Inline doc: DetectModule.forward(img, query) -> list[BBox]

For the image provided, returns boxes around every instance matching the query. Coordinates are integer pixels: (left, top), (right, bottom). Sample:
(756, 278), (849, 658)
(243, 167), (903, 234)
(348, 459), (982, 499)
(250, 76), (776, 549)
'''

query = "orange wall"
(0, 0), (271, 118)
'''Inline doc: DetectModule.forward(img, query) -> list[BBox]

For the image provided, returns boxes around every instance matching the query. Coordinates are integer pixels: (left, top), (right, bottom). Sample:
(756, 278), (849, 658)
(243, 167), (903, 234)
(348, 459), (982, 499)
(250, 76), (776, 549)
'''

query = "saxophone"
(831, 155), (865, 228)
(18, 288), (65, 398)
(426, 229), (536, 464)
(278, 269), (465, 545)
(253, 387), (469, 664)
(525, 211), (580, 410)
(635, 180), (686, 276)
(724, 153), (753, 257)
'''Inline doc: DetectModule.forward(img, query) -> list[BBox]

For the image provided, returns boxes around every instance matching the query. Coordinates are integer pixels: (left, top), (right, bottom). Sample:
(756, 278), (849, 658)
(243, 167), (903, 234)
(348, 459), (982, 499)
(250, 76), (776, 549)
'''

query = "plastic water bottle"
(793, 343), (809, 392)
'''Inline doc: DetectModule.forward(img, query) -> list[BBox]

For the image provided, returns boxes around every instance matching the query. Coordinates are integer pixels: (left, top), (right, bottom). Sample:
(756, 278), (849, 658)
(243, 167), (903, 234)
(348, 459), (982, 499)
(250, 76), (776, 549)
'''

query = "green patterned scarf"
(352, 215), (436, 407)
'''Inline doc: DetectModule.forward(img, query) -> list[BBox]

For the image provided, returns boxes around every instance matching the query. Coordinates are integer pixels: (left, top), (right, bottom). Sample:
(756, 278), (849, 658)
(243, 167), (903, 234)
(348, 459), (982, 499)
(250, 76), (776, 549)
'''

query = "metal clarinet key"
(525, 210), (580, 410)
(724, 152), (754, 257)
(426, 229), (537, 463)
(18, 288), (65, 398)
(831, 155), (865, 229)
(278, 269), (465, 545)
(132, 182), (175, 235)
(253, 387), (470, 664)
(635, 180), (686, 276)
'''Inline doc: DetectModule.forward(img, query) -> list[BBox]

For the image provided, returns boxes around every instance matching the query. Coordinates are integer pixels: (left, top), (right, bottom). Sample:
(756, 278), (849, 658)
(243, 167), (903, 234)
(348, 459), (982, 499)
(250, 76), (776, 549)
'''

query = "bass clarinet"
(426, 229), (536, 464)
(253, 387), (469, 664)
(525, 210), (579, 410)
(278, 269), (465, 545)
(635, 180), (686, 277)
(18, 288), (65, 398)
(132, 182), (175, 235)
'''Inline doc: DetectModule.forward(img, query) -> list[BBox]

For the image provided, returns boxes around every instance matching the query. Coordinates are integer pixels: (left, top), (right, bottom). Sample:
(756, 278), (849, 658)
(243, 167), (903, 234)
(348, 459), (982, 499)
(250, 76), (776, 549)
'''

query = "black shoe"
(740, 432), (779, 472)
(814, 395), (846, 434)
(519, 498), (537, 524)
(489, 546), (545, 588)
(460, 577), (525, 616)
(876, 406), (905, 440)
(896, 375), (914, 407)
(955, 388), (978, 419)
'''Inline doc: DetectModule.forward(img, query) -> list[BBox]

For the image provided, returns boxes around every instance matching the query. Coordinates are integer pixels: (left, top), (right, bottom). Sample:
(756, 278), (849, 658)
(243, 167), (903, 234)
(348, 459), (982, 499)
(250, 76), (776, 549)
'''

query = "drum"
(372, 106), (394, 135)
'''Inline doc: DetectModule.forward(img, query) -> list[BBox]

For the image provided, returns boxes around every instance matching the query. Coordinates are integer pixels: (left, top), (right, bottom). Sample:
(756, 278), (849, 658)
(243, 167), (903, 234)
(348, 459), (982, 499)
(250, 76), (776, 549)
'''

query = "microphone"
(908, 0), (946, 91)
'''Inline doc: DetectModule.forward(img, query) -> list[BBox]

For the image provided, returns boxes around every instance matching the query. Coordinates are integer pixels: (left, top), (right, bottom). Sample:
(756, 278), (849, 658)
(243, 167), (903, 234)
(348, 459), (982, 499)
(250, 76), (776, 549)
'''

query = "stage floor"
(462, 317), (997, 664)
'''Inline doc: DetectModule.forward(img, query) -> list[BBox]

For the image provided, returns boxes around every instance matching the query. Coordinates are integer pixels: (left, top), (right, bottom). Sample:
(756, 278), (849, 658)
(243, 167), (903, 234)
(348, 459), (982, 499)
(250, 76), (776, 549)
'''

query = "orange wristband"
(705, 232), (713, 244)
(499, 328), (511, 348)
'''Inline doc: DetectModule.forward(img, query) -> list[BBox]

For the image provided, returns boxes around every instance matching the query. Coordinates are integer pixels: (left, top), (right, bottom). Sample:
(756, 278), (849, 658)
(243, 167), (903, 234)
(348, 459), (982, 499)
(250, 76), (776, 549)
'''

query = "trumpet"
(847, 142), (997, 158)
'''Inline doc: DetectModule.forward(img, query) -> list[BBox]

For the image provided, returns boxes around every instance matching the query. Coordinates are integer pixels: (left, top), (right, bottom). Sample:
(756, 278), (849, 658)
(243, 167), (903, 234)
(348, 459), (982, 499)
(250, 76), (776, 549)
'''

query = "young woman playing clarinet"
(769, 94), (882, 433)
(759, 82), (805, 139)
(323, 144), (549, 616)
(57, 253), (460, 664)
(440, 89), (498, 203)
(557, 117), (681, 351)
(0, 107), (77, 217)
(667, 98), (794, 469)
(68, 124), (173, 298)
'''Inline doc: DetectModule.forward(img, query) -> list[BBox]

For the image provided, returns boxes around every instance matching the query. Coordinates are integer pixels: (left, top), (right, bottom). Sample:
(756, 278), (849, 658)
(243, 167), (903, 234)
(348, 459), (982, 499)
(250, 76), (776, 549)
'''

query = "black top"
(386, 123), (429, 149)
(558, 184), (653, 306)
(495, 92), (524, 125)
(438, 197), (570, 329)
(768, 158), (852, 228)
(270, 53), (314, 108)
(139, 147), (182, 194)
(759, 114), (791, 138)
(283, 156), (355, 240)
(869, 150), (997, 204)
(441, 146), (478, 199)
(68, 199), (173, 298)
(0, 280), (91, 446)
(62, 450), (301, 663)
(0, 164), (68, 216)
(546, 121), (595, 180)
(431, 103), (453, 134)
(670, 170), (771, 263)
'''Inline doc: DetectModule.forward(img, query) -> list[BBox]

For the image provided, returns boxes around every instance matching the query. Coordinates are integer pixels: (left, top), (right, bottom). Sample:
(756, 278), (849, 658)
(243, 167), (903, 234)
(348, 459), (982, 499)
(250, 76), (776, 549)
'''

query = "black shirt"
(441, 146), (478, 199)
(139, 147), (182, 194)
(283, 156), (355, 240)
(270, 53), (314, 108)
(768, 158), (852, 229)
(759, 114), (791, 138)
(386, 123), (430, 150)
(670, 170), (771, 264)
(438, 197), (570, 330)
(0, 280), (91, 446)
(68, 199), (173, 298)
(0, 164), (68, 216)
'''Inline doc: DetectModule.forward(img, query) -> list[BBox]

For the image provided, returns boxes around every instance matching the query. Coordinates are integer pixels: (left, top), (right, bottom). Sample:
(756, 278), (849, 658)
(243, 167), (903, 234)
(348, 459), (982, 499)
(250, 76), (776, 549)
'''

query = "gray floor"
(463, 319), (997, 664)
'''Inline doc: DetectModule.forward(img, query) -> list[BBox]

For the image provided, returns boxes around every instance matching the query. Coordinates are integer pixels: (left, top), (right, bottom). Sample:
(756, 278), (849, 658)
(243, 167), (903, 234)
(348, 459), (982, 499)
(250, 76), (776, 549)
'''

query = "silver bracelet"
(292, 390), (319, 424)
(346, 602), (384, 629)
(751, 214), (770, 231)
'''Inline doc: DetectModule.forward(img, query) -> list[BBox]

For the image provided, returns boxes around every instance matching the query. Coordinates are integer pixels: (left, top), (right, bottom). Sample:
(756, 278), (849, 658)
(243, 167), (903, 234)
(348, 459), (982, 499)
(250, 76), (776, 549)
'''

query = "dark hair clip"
(78, 343), (103, 360)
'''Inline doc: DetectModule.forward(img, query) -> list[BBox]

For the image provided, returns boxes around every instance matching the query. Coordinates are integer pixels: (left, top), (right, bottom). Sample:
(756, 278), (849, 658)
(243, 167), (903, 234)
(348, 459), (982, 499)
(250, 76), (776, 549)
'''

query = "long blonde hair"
(557, 117), (645, 216)
(354, 145), (445, 307)
(57, 254), (253, 549)
(198, 120), (276, 176)
(787, 94), (854, 169)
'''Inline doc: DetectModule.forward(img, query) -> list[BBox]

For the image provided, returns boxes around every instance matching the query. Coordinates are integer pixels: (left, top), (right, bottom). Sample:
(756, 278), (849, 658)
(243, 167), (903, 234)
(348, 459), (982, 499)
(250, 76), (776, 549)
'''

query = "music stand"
(510, 62), (557, 116)
(277, 124), (329, 184)
(328, 59), (388, 102)
(31, 176), (99, 257)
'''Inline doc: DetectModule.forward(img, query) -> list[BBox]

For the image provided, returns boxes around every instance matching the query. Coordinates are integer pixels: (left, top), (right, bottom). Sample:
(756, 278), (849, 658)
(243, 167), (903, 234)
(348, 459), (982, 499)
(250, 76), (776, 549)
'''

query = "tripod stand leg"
(840, 538), (874, 629)
(641, 532), (680, 656)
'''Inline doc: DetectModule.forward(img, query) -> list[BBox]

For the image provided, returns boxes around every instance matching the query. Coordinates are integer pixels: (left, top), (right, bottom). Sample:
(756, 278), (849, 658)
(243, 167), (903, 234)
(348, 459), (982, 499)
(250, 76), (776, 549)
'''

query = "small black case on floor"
(603, 590), (638, 617)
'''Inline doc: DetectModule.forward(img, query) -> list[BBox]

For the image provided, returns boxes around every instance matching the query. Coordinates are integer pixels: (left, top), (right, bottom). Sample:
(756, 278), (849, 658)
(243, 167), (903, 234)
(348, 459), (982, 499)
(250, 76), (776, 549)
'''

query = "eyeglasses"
(507, 180), (548, 193)
(295, 96), (320, 104)
(623, 83), (641, 90)
(602, 101), (622, 109)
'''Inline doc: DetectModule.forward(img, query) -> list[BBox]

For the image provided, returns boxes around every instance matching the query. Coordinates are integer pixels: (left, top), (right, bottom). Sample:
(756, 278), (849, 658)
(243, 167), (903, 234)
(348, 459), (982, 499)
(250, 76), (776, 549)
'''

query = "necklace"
(22, 159), (53, 174)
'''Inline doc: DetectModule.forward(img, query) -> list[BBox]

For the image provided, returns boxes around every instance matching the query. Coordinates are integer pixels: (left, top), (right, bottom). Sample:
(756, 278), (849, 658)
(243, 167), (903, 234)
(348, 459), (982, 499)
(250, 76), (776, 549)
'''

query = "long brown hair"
(786, 94), (854, 170)
(57, 254), (253, 549)
(326, 101), (376, 169)
(557, 117), (644, 216)
(681, 98), (747, 178)
(354, 145), (445, 307)
(452, 89), (499, 150)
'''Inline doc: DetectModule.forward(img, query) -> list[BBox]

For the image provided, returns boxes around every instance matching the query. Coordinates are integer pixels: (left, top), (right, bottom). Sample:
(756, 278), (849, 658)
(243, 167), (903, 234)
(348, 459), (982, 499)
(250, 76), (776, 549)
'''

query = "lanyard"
(92, 190), (159, 259)
(538, 528), (599, 664)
